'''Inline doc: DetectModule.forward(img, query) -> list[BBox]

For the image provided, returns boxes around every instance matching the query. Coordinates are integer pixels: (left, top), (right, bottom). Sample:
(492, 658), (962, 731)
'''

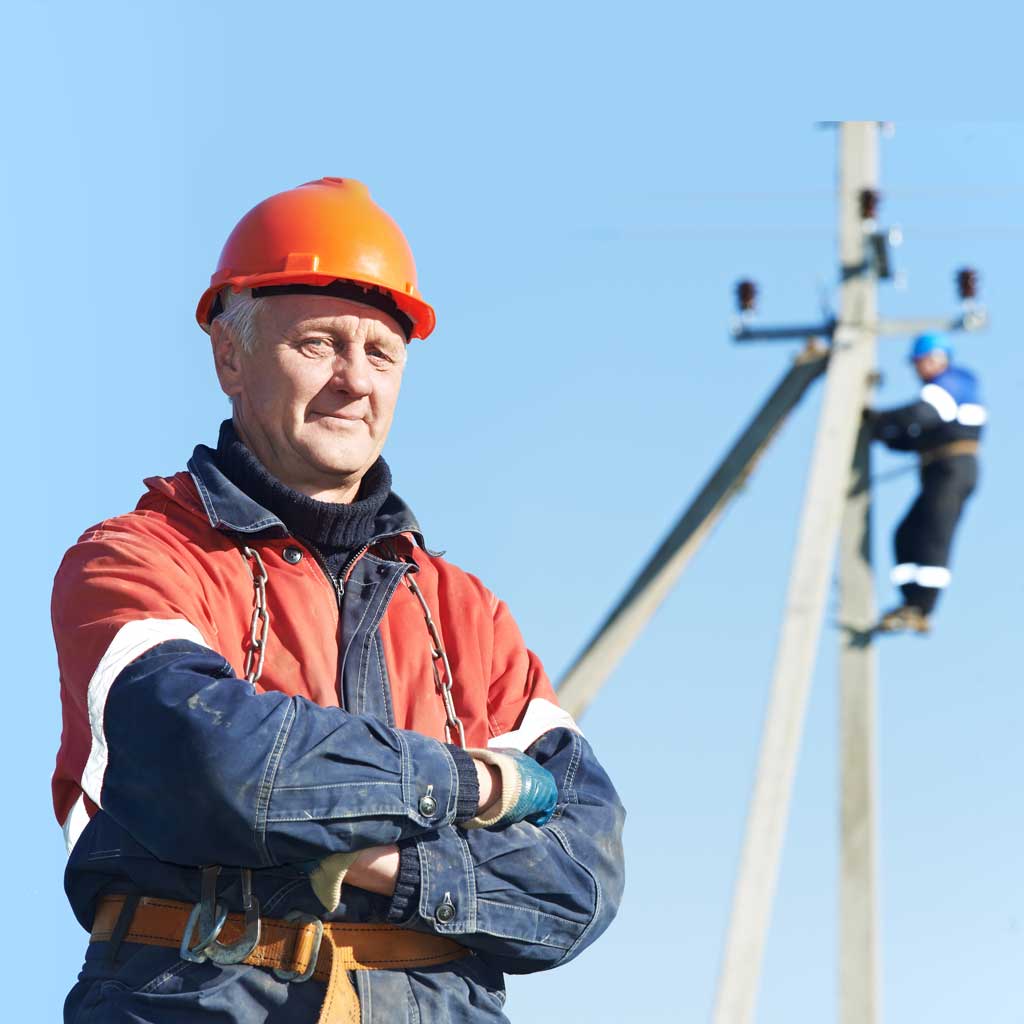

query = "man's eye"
(368, 348), (394, 364)
(301, 339), (330, 354)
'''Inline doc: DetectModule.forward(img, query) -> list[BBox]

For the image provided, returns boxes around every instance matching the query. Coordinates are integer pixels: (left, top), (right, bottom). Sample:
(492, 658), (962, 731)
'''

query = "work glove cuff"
(461, 748), (558, 830)
(306, 851), (361, 912)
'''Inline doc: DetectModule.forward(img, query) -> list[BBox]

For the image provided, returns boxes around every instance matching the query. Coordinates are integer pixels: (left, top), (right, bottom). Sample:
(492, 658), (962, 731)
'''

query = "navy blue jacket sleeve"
(392, 727), (626, 973)
(93, 638), (468, 869)
(872, 399), (941, 451)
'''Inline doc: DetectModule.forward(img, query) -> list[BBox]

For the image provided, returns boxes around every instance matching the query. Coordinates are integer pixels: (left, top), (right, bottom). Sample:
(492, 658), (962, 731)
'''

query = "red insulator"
(859, 189), (880, 221)
(956, 266), (978, 301)
(736, 279), (758, 312)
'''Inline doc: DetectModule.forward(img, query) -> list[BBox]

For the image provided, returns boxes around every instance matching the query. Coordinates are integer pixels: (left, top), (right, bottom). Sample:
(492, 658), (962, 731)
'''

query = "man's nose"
(329, 351), (373, 397)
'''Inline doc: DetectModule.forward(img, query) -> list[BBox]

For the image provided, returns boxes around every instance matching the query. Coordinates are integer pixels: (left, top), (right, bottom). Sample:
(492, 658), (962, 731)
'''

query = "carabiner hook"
(203, 867), (262, 965)
(181, 866), (262, 966)
(180, 897), (228, 964)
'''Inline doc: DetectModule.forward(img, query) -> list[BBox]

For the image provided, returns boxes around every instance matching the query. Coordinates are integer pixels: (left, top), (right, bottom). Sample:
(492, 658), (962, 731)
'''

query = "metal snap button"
(418, 791), (438, 817)
(435, 893), (456, 923)
(283, 547), (303, 564)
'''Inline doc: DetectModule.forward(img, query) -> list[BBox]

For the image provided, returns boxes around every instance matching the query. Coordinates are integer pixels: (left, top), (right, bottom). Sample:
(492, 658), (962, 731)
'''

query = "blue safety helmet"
(910, 333), (952, 362)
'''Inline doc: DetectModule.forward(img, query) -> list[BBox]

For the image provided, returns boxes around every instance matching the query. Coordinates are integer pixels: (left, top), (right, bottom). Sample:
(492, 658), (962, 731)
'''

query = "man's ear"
(211, 319), (244, 400)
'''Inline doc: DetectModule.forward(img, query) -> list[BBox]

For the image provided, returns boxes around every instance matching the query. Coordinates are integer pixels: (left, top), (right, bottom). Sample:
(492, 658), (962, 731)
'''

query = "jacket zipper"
(342, 544), (371, 586)
(302, 532), (410, 605)
(300, 541), (369, 714)
(303, 541), (369, 605)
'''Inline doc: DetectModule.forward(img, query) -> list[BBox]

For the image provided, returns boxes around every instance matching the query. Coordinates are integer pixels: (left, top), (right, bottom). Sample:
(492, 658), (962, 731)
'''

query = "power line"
(647, 185), (1024, 201)
(576, 225), (1024, 241)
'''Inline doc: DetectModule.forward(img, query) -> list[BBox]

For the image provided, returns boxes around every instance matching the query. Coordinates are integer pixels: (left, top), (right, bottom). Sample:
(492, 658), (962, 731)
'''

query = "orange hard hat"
(196, 177), (435, 340)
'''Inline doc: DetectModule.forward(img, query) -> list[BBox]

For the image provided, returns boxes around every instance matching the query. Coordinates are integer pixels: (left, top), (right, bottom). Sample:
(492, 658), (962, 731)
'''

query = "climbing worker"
(866, 332), (984, 633)
(52, 178), (625, 1023)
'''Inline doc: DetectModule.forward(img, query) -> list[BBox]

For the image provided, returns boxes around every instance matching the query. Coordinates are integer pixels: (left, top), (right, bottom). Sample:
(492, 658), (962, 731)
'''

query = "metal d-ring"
(272, 911), (324, 983)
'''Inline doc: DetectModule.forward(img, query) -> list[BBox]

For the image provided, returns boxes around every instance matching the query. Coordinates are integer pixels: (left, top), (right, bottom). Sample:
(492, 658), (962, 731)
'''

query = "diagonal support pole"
(556, 345), (828, 720)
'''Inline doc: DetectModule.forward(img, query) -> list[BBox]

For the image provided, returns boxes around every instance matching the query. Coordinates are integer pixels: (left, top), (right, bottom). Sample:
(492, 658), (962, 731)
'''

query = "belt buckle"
(273, 911), (324, 983)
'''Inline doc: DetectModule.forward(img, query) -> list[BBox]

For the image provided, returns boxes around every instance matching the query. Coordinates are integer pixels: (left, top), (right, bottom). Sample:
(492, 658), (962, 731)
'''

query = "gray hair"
(213, 288), (265, 353)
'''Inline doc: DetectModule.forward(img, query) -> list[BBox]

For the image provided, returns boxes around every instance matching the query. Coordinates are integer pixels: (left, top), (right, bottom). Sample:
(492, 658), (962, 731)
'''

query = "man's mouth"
(311, 410), (366, 423)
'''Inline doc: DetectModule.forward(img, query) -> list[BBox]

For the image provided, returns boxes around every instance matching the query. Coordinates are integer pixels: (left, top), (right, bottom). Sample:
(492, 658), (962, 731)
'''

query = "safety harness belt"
(91, 894), (468, 1024)
(919, 439), (980, 466)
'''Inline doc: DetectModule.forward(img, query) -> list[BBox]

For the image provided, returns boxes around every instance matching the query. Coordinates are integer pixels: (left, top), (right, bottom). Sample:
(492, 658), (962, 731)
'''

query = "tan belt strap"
(91, 895), (468, 1024)
(920, 439), (980, 466)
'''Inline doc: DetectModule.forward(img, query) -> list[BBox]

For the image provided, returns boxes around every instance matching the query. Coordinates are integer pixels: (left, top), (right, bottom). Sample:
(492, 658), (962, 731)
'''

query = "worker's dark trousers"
(894, 454), (978, 615)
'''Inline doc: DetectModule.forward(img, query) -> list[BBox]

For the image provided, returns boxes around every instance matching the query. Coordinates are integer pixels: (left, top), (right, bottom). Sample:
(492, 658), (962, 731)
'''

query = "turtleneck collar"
(213, 420), (393, 559)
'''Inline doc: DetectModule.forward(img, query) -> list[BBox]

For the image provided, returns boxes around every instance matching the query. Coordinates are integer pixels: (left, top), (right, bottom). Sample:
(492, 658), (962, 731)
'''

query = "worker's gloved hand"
(861, 407), (880, 431)
(462, 748), (558, 830)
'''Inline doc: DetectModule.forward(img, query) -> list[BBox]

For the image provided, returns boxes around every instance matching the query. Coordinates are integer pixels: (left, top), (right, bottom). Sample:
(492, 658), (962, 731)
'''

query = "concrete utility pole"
(839, 423), (880, 1024)
(711, 121), (881, 1024)
(836, 132), (882, 1024)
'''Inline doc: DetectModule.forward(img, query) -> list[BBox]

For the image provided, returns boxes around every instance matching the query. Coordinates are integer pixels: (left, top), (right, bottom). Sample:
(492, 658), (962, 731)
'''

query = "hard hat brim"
(196, 271), (436, 340)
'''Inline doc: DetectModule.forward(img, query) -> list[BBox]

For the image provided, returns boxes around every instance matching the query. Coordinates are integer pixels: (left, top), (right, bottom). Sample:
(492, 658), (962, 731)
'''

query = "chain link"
(241, 546), (270, 685)
(402, 572), (467, 748)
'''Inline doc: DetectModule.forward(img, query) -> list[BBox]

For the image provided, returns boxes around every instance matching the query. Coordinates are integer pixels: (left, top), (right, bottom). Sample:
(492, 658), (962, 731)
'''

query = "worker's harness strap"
(920, 439), (980, 466)
(91, 894), (469, 1024)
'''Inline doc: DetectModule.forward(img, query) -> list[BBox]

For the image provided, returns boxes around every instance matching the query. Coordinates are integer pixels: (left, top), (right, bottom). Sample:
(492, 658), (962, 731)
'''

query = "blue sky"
(1, 3), (1020, 1020)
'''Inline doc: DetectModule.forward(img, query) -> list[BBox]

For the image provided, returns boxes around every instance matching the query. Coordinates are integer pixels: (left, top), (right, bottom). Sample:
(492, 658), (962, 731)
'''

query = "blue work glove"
(462, 748), (559, 829)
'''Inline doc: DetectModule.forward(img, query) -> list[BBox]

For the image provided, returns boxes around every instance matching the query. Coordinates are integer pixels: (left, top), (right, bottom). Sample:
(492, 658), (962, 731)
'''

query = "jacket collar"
(186, 442), (428, 549)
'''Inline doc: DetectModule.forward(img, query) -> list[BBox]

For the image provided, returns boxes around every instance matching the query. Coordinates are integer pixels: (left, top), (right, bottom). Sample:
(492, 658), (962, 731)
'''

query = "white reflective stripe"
(890, 563), (919, 585)
(488, 697), (582, 752)
(957, 403), (987, 426)
(61, 794), (90, 855)
(81, 618), (209, 808)
(920, 383), (958, 422)
(915, 565), (952, 589)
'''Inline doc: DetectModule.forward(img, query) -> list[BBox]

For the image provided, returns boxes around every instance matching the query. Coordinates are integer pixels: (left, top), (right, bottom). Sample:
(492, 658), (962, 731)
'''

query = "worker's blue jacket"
(52, 446), (626, 1023)
(873, 365), (986, 452)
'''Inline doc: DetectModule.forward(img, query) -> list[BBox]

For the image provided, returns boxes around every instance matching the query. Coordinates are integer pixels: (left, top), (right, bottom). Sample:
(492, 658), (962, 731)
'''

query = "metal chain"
(402, 571), (467, 748)
(238, 541), (464, 747)
(188, 549), (268, 969)
(241, 546), (270, 685)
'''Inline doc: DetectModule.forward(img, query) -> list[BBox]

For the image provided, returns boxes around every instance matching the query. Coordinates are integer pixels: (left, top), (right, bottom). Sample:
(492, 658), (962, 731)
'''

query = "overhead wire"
(576, 225), (1024, 241)
(647, 184), (1024, 201)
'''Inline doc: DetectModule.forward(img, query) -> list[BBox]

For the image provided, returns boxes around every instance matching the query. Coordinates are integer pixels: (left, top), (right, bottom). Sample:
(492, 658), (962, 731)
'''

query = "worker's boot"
(877, 605), (931, 634)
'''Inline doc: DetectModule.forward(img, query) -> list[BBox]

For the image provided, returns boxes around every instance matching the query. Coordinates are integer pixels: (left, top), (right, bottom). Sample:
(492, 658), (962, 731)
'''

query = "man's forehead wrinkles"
(293, 314), (363, 332)
(282, 314), (403, 343)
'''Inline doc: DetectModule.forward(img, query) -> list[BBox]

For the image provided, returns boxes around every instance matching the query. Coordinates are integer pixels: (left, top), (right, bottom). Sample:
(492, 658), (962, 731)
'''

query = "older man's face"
(213, 294), (407, 499)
